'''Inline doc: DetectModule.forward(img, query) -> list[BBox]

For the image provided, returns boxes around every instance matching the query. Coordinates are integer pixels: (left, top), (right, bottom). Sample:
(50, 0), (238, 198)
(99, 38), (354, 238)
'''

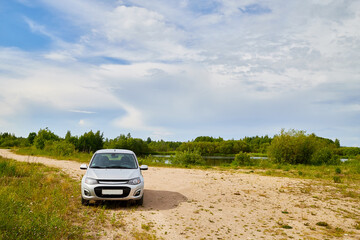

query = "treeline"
(2, 128), (160, 156)
(178, 135), (272, 155)
(0, 129), (273, 156)
(1, 128), (360, 164)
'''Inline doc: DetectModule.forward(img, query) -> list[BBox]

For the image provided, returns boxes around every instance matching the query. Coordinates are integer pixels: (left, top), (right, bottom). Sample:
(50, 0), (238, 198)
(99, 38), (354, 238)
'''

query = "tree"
(65, 131), (72, 141)
(27, 132), (36, 145)
(33, 128), (59, 149)
(194, 136), (223, 142)
(334, 139), (340, 148)
(77, 130), (104, 153)
(105, 134), (149, 155)
(64, 130), (78, 147)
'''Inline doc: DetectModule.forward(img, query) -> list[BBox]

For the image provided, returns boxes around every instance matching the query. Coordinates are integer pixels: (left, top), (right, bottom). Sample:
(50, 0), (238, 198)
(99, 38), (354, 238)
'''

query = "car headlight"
(128, 177), (141, 185)
(85, 177), (98, 185)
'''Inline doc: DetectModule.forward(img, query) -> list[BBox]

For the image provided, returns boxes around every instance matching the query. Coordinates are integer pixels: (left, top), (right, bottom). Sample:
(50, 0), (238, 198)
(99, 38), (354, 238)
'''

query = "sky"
(0, 0), (359, 146)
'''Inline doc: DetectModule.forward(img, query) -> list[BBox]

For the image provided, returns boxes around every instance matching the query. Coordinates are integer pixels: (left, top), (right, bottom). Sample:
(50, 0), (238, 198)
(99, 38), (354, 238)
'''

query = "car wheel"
(136, 194), (144, 206)
(81, 197), (90, 206)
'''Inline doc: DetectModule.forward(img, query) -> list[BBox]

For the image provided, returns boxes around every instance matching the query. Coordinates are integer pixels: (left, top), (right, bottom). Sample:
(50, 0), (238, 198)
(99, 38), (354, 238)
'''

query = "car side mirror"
(140, 165), (148, 170)
(80, 164), (88, 170)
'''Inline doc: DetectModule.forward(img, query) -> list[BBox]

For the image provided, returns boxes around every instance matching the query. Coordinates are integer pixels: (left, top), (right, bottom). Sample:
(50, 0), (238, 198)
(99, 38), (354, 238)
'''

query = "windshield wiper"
(106, 166), (133, 169)
(90, 166), (105, 168)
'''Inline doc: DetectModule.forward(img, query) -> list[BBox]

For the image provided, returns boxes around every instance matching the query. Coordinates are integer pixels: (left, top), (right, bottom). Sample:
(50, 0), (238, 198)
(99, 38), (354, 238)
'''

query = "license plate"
(102, 189), (123, 195)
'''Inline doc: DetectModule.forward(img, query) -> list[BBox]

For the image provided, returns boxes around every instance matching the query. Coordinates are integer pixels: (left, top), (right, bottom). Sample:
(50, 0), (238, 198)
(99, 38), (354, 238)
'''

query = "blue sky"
(0, 0), (359, 146)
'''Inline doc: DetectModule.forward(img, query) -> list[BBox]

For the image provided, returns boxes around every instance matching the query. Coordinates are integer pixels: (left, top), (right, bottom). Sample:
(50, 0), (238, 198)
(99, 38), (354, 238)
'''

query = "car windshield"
(90, 153), (138, 169)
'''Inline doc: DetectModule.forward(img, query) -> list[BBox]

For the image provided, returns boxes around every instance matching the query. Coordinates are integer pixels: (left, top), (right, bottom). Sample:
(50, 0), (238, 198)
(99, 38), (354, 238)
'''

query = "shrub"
(268, 129), (340, 165)
(33, 128), (59, 149)
(310, 148), (340, 165)
(0, 133), (26, 148)
(333, 176), (342, 183)
(310, 148), (332, 165)
(316, 222), (330, 227)
(172, 150), (205, 166)
(340, 147), (360, 157)
(45, 141), (76, 156)
(231, 152), (252, 166)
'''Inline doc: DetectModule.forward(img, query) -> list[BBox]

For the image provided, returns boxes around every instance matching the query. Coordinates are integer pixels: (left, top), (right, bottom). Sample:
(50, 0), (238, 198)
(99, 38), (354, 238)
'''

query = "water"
(152, 155), (348, 165)
(152, 155), (268, 166)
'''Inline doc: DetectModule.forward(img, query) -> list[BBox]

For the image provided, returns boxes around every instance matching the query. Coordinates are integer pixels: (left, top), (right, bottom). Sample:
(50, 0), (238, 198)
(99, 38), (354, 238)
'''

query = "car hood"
(86, 168), (140, 180)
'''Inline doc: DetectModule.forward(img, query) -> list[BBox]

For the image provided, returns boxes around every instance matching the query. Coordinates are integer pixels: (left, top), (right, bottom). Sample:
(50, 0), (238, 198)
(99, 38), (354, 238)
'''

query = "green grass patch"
(281, 224), (293, 229)
(13, 147), (92, 163)
(255, 161), (360, 187)
(0, 157), (84, 239)
(316, 221), (330, 228)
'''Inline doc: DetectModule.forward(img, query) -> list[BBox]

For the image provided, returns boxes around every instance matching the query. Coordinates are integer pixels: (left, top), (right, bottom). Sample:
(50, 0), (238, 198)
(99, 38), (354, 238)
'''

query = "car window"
(90, 153), (138, 169)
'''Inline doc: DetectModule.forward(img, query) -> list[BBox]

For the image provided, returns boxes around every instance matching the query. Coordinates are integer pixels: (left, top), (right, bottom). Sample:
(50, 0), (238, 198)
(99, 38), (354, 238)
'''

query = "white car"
(80, 149), (148, 205)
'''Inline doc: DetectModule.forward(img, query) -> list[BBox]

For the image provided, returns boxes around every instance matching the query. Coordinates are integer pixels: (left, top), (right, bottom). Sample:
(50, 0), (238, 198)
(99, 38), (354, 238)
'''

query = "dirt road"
(0, 149), (359, 239)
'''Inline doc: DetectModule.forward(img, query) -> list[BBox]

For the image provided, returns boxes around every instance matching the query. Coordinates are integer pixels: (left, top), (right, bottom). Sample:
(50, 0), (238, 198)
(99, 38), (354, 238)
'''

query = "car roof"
(94, 149), (136, 155)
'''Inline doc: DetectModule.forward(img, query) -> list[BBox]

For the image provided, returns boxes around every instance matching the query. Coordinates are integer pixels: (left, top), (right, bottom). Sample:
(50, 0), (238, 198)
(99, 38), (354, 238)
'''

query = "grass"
(0, 157), (83, 239)
(14, 147), (92, 163)
(316, 222), (330, 228)
(253, 161), (360, 187)
(281, 225), (293, 229)
(0, 156), (160, 240)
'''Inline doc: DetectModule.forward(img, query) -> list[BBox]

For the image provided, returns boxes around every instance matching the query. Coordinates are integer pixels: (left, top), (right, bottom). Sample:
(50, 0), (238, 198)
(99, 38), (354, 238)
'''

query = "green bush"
(33, 128), (59, 149)
(172, 150), (205, 166)
(231, 152), (252, 166)
(268, 129), (340, 165)
(333, 176), (342, 183)
(340, 147), (360, 157)
(0, 133), (28, 148)
(268, 129), (317, 164)
(310, 148), (340, 165)
(44, 141), (76, 156)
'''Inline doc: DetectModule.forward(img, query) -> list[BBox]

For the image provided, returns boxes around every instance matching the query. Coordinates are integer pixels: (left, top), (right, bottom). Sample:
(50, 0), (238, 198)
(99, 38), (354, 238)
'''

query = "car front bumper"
(81, 181), (144, 201)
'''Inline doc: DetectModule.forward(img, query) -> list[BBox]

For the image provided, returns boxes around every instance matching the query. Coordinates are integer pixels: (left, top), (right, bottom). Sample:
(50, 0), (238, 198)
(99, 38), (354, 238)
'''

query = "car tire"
(136, 194), (144, 206)
(81, 196), (90, 206)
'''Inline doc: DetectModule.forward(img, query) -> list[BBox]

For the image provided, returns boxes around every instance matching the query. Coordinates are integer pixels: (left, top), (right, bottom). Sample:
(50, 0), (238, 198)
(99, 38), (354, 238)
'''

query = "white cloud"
(43, 52), (76, 62)
(69, 110), (96, 114)
(0, 48), (167, 136)
(0, 0), (359, 145)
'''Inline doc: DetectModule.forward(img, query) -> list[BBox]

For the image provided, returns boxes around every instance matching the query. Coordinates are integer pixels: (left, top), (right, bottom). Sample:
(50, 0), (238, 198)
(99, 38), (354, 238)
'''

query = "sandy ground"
(0, 149), (359, 239)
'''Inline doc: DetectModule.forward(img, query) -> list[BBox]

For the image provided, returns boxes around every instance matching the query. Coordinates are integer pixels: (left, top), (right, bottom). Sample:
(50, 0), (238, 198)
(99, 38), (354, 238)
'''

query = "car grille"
(94, 186), (131, 198)
(98, 180), (128, 184)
